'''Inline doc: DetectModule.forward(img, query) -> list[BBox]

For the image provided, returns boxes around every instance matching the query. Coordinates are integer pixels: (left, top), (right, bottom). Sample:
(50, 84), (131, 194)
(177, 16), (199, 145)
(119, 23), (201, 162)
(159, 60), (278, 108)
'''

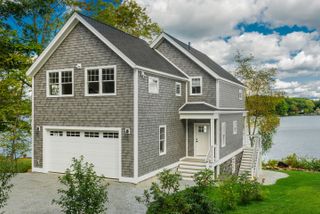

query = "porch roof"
(180, 103), (217, 112)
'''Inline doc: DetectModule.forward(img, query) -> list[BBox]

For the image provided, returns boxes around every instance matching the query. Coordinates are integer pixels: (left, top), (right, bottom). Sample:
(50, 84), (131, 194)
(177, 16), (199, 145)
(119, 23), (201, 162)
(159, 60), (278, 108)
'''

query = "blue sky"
(138, 0), (320, 99)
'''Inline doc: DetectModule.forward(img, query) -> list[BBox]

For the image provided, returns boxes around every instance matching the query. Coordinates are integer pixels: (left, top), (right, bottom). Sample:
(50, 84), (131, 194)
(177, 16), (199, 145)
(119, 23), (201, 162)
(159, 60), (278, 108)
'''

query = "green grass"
(227, 171), (320, 214)
(0, 157), (31, 173)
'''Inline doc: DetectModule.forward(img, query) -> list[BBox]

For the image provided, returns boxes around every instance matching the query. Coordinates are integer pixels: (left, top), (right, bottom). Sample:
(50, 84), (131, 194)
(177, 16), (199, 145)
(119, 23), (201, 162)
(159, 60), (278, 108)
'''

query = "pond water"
(264, 115), (320, 160)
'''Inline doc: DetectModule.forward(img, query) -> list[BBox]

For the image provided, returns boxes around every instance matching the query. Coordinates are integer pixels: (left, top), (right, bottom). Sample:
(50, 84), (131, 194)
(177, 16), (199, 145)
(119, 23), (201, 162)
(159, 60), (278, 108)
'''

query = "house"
(27, 13), (250, 183)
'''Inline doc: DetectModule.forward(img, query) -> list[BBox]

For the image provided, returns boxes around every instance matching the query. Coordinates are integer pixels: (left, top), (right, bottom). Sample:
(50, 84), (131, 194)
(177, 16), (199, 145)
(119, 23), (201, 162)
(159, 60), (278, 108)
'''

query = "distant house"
(27, 13), (253, 183)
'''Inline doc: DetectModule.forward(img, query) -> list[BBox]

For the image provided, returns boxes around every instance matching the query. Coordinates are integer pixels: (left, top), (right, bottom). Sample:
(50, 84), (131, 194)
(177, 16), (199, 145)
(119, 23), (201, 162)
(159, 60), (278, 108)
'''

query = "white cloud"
(275, 79), (320, 98)
(138, 0), (261, 39)
(137, 0), (320, 98)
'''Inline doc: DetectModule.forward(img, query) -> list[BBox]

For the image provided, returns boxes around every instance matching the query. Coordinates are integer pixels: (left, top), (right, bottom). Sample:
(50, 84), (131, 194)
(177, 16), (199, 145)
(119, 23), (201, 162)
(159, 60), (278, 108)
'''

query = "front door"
(194, 123), (210, 156)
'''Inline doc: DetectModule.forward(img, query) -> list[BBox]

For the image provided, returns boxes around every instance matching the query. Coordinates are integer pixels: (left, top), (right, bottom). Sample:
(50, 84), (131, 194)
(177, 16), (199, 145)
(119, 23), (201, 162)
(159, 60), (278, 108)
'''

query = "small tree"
(52, 156), (108, 214)
(0, 159), (16, 210)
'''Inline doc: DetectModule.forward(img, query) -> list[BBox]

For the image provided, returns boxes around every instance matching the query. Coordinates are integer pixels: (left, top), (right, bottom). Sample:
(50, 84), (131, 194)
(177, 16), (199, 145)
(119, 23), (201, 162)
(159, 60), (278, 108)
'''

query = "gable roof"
(27, 13), (187, 80)
(150, 33), (244, 87)
(180, 103), (218, 112)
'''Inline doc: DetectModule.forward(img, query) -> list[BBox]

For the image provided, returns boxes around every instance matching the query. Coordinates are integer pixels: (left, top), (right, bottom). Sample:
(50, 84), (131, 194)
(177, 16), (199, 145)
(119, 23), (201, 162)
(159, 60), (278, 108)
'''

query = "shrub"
(218, 176), (239, 211)
(0, 159), (16, 210)
(237, 173), (264, 205)
(282, 154), (320, 171)
(52, 156), (108, 214)
(194, 169), (215, 188)
(136, 169), (221, 214)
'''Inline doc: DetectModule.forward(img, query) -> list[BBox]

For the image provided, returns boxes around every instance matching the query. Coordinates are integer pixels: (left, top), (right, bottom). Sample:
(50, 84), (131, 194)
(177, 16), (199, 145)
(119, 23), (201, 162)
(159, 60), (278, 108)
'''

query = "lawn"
(228, 171), (320, 214)
(0, 157), (31, 173)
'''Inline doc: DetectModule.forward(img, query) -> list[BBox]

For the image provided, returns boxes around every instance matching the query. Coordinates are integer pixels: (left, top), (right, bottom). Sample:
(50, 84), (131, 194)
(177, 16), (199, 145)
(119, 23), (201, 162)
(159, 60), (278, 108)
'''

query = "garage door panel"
(47, 129), (120, 178)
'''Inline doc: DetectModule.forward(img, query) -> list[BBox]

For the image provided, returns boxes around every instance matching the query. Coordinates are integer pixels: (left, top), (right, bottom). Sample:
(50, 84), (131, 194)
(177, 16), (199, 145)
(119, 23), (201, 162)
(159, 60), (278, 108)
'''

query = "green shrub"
(238, 173), (264, 205)
(0, 159), (16, 210)
(263, 159), (278, 169)
(194, 169), (215, 188)
(218, 176), (239, 211)
(136, 169), (221, 214)
(283, 154), (320, 171)
(52, 156), (108, 214)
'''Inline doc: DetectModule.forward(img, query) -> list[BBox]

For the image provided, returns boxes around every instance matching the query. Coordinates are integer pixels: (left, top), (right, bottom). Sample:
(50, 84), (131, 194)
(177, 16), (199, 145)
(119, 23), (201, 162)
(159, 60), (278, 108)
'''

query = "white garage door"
(46, 129), (120, 178)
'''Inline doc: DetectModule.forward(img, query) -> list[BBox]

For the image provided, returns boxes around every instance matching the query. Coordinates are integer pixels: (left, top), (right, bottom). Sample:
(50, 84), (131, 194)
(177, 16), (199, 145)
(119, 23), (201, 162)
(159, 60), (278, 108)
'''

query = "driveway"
(3, 173), (154, 214)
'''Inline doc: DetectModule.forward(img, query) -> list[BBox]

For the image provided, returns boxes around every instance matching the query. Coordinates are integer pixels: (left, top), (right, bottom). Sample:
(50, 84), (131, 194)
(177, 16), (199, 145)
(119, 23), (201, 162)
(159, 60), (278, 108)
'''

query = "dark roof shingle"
(180, 103), (217, 112)
(78, 14), (187, 78)
(165, 33), (243, 85)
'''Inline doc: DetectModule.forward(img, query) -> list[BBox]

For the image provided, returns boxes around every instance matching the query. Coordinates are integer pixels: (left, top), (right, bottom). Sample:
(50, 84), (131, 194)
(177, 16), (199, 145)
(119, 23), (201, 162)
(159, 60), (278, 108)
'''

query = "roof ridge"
(77, 12), (143, 41)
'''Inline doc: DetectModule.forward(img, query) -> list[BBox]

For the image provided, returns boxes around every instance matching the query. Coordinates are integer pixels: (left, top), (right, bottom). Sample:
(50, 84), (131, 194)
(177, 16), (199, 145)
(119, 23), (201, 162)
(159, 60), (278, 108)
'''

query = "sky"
(137, 0), (320, 99)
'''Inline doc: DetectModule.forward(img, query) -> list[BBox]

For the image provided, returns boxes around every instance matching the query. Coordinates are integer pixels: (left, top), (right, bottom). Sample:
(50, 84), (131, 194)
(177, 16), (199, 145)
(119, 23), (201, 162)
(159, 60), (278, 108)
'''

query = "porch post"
(210, 117), (215, 163)
(216, 115), (221, 176)
(186, 119), (188, 157)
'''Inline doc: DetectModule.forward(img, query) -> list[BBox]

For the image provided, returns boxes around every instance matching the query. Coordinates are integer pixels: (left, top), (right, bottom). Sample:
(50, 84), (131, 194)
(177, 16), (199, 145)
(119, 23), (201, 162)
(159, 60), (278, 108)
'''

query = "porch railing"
(205, 145), (214, 168)
(245, 135), (262, 178)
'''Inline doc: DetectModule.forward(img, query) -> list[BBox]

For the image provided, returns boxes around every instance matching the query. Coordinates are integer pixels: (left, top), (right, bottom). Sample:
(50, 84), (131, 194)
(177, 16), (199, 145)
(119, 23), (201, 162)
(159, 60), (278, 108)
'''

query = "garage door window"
(50, 131), (63, 136)
(84, 132), (99, 138)
(103, 132), (119, 139)
(66, 131), (80, 137)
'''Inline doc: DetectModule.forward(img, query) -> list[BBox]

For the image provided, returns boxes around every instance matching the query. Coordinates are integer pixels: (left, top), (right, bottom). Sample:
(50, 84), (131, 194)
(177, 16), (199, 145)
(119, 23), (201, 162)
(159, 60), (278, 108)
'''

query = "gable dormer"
(151, 33), (245, 109)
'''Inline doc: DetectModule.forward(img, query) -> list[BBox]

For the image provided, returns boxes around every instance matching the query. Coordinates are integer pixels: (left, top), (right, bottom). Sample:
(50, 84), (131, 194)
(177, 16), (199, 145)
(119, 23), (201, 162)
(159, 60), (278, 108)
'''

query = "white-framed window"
(159, 125), (166, 155)
(175, 82), (181, 96)
(221, 122), (226, 147)
(233, 120), (238, 135)
(47, 69), (74, 97)
(232, 156), (236, 174)
(148, 76), (159, 94)
(85, 66), (116, 96)
(190, 76), (202, 95)
(239, 89), (243, 100)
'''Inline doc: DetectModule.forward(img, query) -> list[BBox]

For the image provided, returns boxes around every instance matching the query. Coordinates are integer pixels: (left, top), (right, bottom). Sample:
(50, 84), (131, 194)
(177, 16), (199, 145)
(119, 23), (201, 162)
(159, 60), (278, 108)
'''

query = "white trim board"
(213, 147), (243, 167)
(150, 33), (245, 88)
(133, 69), (139, 179)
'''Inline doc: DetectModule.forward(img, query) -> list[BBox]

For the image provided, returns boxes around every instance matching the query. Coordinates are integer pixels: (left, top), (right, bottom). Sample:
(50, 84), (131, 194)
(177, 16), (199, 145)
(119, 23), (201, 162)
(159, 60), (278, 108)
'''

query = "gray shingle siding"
(33, 23), (134, 177)
(138, 74), (186, 176)
(156, 40), (216, 106)
(219, 80), (245, 108)
(219, 113), (244, 159)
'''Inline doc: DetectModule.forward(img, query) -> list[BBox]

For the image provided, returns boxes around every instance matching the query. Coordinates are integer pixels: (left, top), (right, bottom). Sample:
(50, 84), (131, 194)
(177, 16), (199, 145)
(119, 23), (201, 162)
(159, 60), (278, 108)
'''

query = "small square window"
(149, 76), (159, 94)
(175, 82), (181, 96)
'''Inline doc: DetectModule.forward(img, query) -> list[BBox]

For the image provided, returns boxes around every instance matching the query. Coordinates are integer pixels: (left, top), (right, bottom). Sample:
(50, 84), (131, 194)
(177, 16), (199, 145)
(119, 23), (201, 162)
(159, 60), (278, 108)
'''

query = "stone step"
(180, 172), (194, 178)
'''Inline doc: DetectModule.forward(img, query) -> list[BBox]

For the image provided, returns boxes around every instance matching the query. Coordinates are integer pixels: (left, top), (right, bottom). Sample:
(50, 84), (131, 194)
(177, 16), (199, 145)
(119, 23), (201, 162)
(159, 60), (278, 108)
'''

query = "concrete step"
(179, 161), (207, 167)
(178, 168), (201, 174)
(179, 164), (206, 170)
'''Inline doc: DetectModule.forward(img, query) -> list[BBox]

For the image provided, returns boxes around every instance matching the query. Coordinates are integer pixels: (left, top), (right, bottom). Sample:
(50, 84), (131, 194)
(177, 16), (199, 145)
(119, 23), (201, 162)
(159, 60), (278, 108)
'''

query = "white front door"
(194, 123), (210, 156)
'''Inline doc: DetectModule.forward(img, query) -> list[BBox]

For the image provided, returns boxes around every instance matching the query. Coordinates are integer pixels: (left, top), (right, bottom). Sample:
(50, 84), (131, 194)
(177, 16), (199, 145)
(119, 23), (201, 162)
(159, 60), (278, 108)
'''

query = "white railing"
(246, 135), (262, 178)
(205, 145), (214, 168)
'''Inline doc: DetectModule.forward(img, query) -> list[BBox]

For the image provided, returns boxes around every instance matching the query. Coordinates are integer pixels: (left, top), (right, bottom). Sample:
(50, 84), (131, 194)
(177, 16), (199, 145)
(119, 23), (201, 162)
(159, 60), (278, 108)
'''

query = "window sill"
(85, 93), (117, 96)
(159, 152), (166, 156)
(46, 95), (74, 98)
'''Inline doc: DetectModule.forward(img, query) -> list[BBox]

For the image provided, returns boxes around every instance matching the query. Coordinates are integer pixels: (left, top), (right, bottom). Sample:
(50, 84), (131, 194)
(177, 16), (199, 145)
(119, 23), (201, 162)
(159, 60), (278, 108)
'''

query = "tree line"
(276, 97), (320, 116)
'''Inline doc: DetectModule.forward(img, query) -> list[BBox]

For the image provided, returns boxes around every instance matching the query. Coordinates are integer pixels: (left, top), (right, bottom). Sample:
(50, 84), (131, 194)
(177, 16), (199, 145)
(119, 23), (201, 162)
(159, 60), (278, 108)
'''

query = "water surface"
(264, 115), (320, 160)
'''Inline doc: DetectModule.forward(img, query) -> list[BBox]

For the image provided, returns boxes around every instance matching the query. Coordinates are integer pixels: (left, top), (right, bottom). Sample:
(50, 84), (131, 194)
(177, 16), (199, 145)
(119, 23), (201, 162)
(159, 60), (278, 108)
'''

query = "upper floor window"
(190, 76), (202, 95)
(47, 69), (73, 97)
(175, 82), (181, 96)
(85, 66), (116, 96)
(239, 89), (243, 100)
(233, 120), (238, 135)
(159, 125), (166, 155)
(148, 76), (159, 94)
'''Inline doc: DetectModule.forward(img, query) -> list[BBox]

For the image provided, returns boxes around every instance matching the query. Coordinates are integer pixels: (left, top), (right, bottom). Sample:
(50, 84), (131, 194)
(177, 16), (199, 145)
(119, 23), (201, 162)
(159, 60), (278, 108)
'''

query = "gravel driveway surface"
(2, 173), (155, 214)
